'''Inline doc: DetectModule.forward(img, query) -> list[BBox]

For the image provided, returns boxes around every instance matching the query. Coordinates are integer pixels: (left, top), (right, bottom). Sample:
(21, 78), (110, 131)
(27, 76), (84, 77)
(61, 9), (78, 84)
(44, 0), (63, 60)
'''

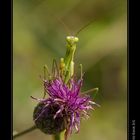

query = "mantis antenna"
(56, 18), (96, 37)
(75, 19), (96, 36)
(55, 16), (71, 36)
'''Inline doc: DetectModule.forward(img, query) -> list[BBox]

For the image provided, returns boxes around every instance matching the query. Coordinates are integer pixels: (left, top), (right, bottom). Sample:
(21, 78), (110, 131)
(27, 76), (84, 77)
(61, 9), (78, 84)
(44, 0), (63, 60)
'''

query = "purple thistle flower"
(32, 76), (98, 140)
(31, 36), (99, 140)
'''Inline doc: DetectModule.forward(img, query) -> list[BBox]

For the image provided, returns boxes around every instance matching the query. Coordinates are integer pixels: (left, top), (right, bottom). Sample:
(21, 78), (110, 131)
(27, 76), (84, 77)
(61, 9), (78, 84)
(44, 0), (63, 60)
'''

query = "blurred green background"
(13, 0), (127, 140)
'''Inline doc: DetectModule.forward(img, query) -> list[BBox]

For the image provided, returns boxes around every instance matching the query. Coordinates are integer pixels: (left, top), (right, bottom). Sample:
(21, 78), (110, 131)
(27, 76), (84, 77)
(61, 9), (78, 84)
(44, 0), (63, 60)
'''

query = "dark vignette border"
(0, 0), (136, 140)
(0, 0), (12, 139)
(128, 0), (138, 140)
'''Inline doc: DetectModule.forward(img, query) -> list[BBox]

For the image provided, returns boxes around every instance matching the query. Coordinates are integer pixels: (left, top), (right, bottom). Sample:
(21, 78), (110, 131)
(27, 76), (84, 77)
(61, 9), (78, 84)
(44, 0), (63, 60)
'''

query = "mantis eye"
(66, 36), (79, 44)
(74, 37), (79, 42)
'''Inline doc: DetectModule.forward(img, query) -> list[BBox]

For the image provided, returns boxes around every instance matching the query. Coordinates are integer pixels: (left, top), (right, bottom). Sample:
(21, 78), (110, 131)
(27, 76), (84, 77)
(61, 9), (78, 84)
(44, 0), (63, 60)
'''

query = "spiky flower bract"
(31, 36), (99, 140)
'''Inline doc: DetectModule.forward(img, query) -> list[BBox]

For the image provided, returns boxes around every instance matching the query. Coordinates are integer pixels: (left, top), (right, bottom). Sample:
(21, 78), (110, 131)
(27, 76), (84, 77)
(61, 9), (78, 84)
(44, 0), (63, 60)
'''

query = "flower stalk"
(53, 134), (60, 140)
(13, 125), (37, 139)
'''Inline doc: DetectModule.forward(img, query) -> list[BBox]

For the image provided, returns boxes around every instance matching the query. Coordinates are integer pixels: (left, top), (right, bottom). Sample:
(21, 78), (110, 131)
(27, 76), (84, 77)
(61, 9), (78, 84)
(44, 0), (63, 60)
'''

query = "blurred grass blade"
(82, 88), (99, 98)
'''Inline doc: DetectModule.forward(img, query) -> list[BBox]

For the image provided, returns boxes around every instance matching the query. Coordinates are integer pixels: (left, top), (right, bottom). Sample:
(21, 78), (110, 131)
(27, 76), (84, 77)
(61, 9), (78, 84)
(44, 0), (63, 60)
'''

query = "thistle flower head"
(32, 76), (98, 140)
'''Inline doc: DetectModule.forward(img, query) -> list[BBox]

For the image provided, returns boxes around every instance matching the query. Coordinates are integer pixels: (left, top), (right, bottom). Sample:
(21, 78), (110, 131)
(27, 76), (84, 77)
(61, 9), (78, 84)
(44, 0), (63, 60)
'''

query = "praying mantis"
(43, 19), (99, 99)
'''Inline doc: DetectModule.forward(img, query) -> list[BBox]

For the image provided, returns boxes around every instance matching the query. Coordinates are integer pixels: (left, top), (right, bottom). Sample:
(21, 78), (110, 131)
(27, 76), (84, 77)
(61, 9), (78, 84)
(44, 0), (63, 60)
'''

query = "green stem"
(53, 134), (61, 140)
(13, 125), (37, 139)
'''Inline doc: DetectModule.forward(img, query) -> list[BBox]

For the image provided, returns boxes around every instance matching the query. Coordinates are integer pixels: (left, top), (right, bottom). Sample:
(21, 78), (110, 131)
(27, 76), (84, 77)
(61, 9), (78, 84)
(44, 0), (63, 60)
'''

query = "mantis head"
(66, 36), (79, 46)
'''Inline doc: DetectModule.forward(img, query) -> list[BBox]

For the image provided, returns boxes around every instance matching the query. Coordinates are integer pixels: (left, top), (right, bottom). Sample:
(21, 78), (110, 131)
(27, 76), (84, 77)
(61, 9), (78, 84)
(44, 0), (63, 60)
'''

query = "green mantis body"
(61, 36), (79, 84)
